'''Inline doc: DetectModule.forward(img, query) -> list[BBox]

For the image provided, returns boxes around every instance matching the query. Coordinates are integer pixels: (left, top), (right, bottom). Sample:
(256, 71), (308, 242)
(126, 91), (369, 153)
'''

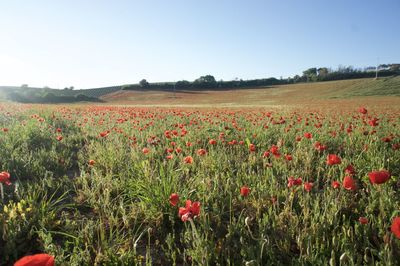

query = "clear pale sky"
(0, 0), (399, 89)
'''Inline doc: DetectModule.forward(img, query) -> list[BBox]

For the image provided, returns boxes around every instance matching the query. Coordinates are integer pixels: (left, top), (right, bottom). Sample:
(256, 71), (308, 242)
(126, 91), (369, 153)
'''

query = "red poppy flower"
(270, 145), (279, 154)
(344, 164), (356, 176)
(56, 128), (62, 133)
(14, 253), (55, 266)
(183, 156), (193, 164)
(391, 216), (400, 239)
(359, 217), (368, 224)
(304, 182), (313, 192)
(368, 170), (391, 185)
(249, 144), (256, 152)
(382, 137), (392, 143)
(209, 139), (217, 145)
(269, 145), (281, 158)
(368, 118), (379, 127)
(314, 141), (327, 152)
(240, 186), (250, 197)
(197, 149), (207, 156)
(288, 176), (302, 188)
(178, 200), (200, 222)
(332, 180), (341, 189)
(304, 132), (312, 139)
(89, 160), (95, 166)
(359, 107), (367, 114)
(142, 148), (150, 154)
(2, 128), (8, 132)
(285, 154), (293, 161)
(169, 193), (179, 206)
(56, 136), (63, 141)
(326, 154), (341, 165)
(262, 151), (270, 158)
(99, 131), (109, 137)
(0, 171), (11, 185)
(342, 176), (357, 191)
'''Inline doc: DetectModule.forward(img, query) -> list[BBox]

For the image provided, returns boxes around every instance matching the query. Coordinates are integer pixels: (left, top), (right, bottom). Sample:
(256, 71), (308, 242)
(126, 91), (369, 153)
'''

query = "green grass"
(0, 103), (399, 265)
(337, 76), (400, 97)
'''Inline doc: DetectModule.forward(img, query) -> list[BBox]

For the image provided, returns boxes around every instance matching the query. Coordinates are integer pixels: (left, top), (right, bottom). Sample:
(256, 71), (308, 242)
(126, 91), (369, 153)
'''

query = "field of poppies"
(0, 102), (399, 265)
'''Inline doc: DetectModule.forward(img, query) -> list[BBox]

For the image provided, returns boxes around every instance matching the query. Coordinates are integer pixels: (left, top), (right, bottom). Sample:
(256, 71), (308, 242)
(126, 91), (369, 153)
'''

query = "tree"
(293, 75), (301, 83)
(8, 92), (27, 102)
(390, 64), (400, 72)
(175, 80), (191, 89)
(317, 67), (329, 76)
(139, 79), (149, 88)
(193, 75), (217, 88)
(303, 68), (317, 76)
(43, 92), (57, 102)
(302, 68), (317, 82)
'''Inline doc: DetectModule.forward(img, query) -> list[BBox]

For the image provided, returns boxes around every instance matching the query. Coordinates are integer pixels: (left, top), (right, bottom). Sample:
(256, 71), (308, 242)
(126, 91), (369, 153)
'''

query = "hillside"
(1, 76), (399, 105)
(0, 85), (122, 103)
(0, 85), (121, 98)
(101, 76), (400, 106)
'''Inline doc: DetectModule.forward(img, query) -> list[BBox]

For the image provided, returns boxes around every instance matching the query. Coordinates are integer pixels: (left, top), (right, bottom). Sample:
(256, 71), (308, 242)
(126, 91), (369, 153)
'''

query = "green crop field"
(0, 95), (399, 265)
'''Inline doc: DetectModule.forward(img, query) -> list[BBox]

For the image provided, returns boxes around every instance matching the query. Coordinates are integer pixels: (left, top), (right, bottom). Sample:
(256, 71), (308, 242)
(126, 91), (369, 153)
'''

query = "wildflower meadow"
(0, 103), (399, 265)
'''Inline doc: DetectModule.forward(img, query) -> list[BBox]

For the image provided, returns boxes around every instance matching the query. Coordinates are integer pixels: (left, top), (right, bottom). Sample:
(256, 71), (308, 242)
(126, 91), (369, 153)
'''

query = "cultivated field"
(102, 77), (400, 107)
(0, 85), (400, 264)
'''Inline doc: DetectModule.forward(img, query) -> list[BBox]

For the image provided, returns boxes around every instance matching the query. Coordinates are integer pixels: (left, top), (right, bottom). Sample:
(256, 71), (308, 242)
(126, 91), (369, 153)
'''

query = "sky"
(0, 0), (399, 89)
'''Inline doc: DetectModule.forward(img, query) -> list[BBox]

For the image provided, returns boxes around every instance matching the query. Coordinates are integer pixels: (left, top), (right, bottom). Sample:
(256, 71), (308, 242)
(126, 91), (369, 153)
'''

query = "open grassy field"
(101, 77), (400, 107)
(0, 95), (399, 265)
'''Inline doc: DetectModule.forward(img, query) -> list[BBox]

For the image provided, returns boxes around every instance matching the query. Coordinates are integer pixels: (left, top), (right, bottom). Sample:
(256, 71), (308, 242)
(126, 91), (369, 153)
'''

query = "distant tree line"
(295, 64), (400, 83)
(4, 62), (400, 104)
(8, 91), (101, 103)
(123, 64), (399, 91)
(123, 75), (286, 91)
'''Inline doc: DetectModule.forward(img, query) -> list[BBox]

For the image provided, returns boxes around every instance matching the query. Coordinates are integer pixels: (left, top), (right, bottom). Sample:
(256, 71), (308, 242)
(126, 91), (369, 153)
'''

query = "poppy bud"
(359, 217), (368, 224)
(240, 186), (250, 197)
(169, 193), (179, 206)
